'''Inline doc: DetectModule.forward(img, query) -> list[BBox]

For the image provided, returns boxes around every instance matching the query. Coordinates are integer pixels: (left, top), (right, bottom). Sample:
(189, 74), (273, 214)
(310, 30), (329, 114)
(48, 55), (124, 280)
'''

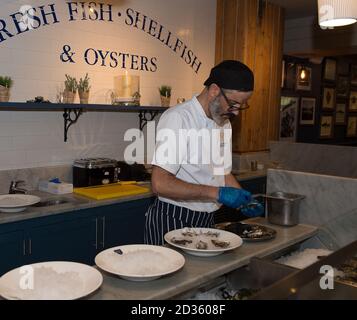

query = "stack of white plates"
(0, 194), (40, 213)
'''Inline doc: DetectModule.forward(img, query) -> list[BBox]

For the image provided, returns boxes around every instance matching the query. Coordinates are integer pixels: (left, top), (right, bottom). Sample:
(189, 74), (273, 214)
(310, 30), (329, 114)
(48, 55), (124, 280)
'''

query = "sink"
(32, 198), (72, 207)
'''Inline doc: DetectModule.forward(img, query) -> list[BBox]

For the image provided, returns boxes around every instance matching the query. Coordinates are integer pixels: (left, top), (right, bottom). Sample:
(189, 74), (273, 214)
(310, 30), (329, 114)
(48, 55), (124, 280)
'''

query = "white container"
(39, 181), (73, 195)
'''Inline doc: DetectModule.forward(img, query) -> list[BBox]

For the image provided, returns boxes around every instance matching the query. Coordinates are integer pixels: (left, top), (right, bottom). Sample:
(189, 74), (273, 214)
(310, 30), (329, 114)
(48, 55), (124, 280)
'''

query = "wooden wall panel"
(216, 0), (285, 153)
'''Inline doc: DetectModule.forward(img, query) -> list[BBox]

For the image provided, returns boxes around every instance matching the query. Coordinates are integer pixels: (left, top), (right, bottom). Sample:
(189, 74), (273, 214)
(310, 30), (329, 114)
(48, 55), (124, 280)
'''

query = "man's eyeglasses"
(219, 87), (250, 111)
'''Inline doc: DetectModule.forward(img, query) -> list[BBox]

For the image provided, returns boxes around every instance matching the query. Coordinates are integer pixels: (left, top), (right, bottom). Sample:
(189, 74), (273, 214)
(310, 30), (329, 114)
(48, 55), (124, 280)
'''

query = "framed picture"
(346, 116), (357, 137)
(336, 76), (349, 98)
(323, 58), (337, 82)
(279, 96), (299, 141)
(320, 115), (334, 139)
(284, 62), (296, 90)
(349, 91), (357, 111)
(350, 64), (357, 86)
(335, 103), (347, 125)
(296, 65), (312, 91)
(322, 87), (335, 110)
(300, 97), (316, 125)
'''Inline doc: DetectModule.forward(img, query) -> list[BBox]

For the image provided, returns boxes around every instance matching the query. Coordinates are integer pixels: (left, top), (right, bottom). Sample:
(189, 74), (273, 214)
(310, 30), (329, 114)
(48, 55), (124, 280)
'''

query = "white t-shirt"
(152, 95), (232, 212)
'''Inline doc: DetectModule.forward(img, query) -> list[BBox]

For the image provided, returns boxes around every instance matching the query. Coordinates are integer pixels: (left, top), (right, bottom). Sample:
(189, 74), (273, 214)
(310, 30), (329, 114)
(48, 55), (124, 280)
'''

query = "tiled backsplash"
(0, 111), (145, 169)
(232, 151), (271, 172)
(0, 165), (72, 194)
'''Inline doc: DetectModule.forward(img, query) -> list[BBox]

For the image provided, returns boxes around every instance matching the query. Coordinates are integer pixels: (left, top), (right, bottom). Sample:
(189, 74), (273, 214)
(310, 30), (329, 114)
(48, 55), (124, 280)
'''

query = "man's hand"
(240, 202), (264, 217)
(217, 187), (252, 209)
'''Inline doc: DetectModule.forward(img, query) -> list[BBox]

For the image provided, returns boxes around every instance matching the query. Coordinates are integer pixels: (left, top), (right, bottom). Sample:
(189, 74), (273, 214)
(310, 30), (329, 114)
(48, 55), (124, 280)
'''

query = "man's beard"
(208, 97), (236, 126)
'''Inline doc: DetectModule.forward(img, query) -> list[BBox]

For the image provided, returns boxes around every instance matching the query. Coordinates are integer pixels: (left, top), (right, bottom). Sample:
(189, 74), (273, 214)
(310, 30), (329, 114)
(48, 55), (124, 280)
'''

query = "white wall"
(0, 0), (216, 169)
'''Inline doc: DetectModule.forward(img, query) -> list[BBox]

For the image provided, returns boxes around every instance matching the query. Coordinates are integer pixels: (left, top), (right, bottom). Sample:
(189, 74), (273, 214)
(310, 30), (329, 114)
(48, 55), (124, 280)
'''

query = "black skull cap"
(204, 60), (254, 92)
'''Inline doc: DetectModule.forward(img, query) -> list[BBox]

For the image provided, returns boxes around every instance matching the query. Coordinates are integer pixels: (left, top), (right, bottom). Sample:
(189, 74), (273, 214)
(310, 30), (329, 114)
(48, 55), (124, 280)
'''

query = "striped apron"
(144, 198), (215, 246)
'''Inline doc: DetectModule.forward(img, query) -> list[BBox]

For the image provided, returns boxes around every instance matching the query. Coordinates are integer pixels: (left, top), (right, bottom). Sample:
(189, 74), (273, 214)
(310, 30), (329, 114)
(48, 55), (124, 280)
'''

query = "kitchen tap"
(9, 180), (27, 194)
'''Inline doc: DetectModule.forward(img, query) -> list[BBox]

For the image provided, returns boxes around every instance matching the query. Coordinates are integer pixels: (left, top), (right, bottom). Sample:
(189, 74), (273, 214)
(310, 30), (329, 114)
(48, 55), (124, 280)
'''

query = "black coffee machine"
(73, 158), (150, 188)
(73, 158), (119, 188)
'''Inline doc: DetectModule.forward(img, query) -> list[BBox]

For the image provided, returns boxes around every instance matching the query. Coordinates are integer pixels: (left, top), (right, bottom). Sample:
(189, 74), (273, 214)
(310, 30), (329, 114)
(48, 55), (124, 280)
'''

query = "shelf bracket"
(139, 110), (160, 131)
(63, 108), (83, 142)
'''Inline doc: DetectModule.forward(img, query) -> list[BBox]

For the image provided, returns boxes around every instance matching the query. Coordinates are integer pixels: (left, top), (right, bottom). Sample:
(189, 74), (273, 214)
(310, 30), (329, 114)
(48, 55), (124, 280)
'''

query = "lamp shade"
(318, 0), (357, 27)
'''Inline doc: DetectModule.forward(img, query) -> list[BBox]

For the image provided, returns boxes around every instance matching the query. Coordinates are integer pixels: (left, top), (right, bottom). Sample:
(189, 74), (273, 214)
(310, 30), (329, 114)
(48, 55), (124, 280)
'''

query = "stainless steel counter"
(88, 218), (318, 300)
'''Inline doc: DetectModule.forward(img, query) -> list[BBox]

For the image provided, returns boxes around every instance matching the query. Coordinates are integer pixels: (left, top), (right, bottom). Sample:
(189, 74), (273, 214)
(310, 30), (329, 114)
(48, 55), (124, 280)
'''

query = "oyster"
(181, 229), (198, 237)
(196, 240), (208, 250)
(244, 228), (263, 238)
(211, 239), (230, 248)
(171, 237), (192, 246)
(201, 231), (220, 238)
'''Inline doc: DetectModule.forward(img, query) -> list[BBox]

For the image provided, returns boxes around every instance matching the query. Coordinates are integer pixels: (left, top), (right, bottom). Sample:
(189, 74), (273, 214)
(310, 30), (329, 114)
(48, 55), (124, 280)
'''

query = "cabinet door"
(0, 231), (25, 276)
(28, 217), (96, 265)
(102, 198), (153, 249)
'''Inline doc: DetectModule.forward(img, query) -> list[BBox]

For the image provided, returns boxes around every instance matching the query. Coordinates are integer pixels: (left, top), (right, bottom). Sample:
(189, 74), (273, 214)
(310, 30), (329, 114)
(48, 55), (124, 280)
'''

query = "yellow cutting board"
(73, 183), (150, 200)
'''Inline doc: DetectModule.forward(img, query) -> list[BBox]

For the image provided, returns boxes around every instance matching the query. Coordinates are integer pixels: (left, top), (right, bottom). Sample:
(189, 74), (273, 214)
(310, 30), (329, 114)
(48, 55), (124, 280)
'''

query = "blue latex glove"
(240, 202), (265, 217)
(218, 187), (252, 209)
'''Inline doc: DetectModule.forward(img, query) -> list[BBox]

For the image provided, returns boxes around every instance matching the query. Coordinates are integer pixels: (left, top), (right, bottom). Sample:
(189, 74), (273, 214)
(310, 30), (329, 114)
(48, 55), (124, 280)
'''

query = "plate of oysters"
(164, 227), (243, 257)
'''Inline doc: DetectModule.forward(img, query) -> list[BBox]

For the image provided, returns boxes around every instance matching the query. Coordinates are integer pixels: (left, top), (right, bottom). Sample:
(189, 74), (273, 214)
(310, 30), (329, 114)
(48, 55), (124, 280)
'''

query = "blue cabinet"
(0, 230), (25, 275)
(27, 217), (96, 265)
(0, 197), (153, 275)
(102, 199), (150, 248)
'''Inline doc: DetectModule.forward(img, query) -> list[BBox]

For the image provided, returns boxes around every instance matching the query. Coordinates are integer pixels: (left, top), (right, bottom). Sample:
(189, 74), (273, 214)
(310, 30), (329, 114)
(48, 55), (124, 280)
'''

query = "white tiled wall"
(0, 0), (216, 169)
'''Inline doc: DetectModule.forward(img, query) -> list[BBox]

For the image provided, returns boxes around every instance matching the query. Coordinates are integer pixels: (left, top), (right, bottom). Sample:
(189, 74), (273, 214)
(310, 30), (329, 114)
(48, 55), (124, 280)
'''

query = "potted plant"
(0, 76), (13, 102)
(63, 74), (77, 103)
(159, 85), (172, 107)
(78, 73), (91, 104)
(132, 91), (141, 106)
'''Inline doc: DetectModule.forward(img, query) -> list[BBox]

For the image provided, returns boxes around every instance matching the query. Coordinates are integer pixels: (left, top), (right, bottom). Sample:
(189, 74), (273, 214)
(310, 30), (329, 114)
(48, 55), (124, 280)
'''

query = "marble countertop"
(89, 218), (318, 300)
(0, 185), (154, 225)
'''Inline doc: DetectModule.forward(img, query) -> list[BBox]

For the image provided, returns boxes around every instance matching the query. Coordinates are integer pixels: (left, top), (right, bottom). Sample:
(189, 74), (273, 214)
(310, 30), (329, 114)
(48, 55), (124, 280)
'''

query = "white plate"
(0, 194), (41, 213)
(0, 261), (103, 300)
(164, 227), (243, 257)
(95, 244), (185, 281)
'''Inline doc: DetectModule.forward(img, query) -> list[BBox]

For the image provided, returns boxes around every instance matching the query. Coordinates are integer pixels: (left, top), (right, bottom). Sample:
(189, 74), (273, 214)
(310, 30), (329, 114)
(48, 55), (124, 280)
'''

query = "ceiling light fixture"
(318, 0), (357, 28)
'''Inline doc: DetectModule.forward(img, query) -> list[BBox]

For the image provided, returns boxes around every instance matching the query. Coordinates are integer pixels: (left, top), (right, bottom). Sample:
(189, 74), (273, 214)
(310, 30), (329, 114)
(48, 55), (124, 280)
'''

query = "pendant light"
(318, 0), (357, 28)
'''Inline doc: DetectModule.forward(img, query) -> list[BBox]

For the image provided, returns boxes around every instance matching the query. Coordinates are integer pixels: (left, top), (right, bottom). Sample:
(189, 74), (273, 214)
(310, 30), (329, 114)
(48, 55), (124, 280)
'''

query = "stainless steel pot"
(255, 192), (305, 226)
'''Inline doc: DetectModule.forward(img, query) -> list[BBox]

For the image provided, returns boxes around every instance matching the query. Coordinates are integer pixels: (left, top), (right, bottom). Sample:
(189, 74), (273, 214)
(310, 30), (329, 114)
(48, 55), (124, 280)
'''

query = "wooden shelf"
(0, 101), (167, 112)
(0, 102), (168, 141)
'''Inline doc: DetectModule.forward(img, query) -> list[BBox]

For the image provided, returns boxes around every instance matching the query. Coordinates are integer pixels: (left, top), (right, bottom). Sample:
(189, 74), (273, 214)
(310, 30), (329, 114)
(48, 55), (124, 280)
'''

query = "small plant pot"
(78, 90), (90, 104)
(160, 96), (171, 107)
(0, 86), (10, 102)
(63, 90), (76, 104)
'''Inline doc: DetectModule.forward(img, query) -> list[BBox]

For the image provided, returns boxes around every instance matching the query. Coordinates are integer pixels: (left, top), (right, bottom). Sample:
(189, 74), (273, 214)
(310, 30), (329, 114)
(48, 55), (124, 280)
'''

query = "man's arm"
(151, 166), (219, 201)
(225, 173), (242, 189)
